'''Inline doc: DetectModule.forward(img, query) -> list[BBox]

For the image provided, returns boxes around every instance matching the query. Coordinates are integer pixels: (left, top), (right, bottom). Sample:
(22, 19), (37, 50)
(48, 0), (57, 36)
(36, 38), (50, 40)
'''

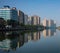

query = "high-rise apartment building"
(31, 15), (40, 25)
(49, 20), (54, 27)
(28, 17), (31, 25)
(24, 14), (28, 25)
(43, 19), (56, 28)
(49, 19), (56, 28)
(42, 19), (48, 27)
(18, 10), (24, 24)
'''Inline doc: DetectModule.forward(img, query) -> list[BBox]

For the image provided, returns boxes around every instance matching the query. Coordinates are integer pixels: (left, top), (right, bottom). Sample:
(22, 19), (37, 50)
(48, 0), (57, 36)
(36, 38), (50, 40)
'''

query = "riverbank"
(0, 26), (44, 31)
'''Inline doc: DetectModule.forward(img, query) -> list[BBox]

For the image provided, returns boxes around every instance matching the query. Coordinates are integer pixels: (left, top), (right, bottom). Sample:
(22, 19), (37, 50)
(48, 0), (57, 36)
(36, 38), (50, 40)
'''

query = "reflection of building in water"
(24, 33), (32, 41)
(48, 29), (56, 36)
(0, 39), (11, 51)
(48, 29), (53, 36)
(32, 32), (40, 41)
(0, 32), (25, 51)
(24, 33), (33, 41)
(43, 30), (48, 38)
(10, 38), (18, 51)
(17, 34), (25, 48)
(24, 32), (41, 41)
(43, 29), (56, 38)
(0, 31), (41, 51)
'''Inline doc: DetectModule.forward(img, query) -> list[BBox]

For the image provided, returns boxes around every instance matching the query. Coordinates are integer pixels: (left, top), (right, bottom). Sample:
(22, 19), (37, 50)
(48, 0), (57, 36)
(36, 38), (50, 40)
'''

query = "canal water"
(0, 29), (60, 53)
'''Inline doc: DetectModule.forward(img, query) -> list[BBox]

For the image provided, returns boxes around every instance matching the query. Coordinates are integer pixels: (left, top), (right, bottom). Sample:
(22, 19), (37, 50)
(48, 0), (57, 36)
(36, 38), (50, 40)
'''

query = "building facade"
(24, 14), (28, 25)
(18, 10), (24, 24)
(43, 19), (56, 28)
(31, 15), (40, 25)
(49, 20), (54, 27)
(49, 19), (56, 28)
(0, 6), (18, 21)
(42, 19), (48, 27)
(28, 17), (31, 25)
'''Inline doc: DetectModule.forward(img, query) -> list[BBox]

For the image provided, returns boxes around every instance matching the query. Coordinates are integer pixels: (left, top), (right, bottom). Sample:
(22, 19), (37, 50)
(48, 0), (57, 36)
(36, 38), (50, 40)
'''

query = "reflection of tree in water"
(6, 31), (19, 50)
(6, 31), (25, 51)
(6, 31), (19, 40)
(0, 31), (19, 51)
(0, 32), (6, 41)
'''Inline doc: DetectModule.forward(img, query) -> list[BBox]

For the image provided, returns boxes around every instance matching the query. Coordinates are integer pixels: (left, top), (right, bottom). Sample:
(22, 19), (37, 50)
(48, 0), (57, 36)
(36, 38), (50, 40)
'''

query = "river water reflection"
(0, 29), (60, 53)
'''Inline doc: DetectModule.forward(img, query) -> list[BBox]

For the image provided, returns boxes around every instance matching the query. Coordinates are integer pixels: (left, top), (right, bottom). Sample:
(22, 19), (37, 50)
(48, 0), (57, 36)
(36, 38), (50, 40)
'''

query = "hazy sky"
(0, 0), (60, 26)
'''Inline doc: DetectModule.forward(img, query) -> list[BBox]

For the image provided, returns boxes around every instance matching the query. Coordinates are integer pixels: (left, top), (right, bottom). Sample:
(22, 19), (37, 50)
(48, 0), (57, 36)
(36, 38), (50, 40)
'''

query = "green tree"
(7, 19), (19, 27)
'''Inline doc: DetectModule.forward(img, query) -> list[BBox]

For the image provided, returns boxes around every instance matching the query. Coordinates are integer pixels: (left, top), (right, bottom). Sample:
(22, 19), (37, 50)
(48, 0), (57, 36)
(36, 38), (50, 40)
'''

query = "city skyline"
(0, 0), (60, 26)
